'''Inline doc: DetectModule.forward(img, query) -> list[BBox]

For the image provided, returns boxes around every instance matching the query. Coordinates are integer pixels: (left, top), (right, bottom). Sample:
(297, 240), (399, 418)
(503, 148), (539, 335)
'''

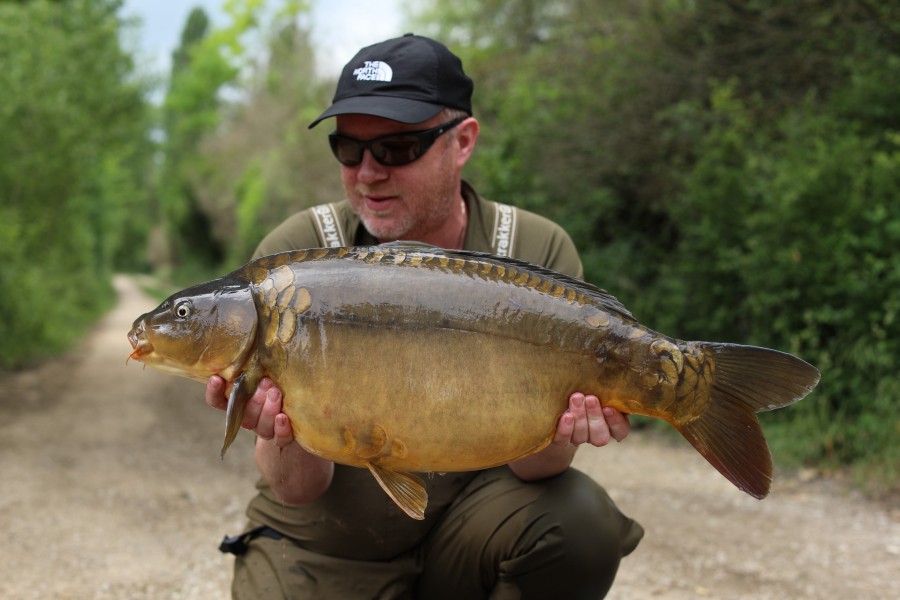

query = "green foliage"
(156, 0), (272, 275)
(234, 158), (269, 261)
(413, 0), (900, 483)
(187, 8), (340, 268)
(662, 85), (900, 474)
(0, 0), (151, 368)
(157, 6), (226, 274)
(155, 0), (332, 275)
(7, 0), (882, 481)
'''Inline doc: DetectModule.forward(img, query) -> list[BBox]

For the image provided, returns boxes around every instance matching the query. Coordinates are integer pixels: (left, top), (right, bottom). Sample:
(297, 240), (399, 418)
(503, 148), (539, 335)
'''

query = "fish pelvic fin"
(221, 357), (264, 459)
(367, 463), (428, 520)
(675, 343), (820, 499)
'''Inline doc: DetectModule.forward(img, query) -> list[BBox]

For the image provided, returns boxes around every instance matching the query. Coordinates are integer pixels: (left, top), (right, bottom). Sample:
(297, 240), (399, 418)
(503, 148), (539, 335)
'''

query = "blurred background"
(1, 0), (898, 490)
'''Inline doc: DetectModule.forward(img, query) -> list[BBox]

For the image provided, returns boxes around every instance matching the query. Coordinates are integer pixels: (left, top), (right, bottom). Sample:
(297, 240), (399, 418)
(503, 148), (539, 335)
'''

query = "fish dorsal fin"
(377, 241), (634, 319)
(378, 240), (436, 251)
(366, 463), (428, 520)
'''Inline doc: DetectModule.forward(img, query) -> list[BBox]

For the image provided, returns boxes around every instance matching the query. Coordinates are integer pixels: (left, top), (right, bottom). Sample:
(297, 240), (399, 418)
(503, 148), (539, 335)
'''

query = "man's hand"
(205, 375), (294, 448)
(554, 392), (630, 447)
(206, 375), (333, 504)
(508, 392), (630, 482)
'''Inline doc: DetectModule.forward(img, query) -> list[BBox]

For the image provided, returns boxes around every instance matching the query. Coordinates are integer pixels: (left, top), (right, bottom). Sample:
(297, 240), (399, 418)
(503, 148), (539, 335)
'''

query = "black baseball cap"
(308, 34), (473, 128)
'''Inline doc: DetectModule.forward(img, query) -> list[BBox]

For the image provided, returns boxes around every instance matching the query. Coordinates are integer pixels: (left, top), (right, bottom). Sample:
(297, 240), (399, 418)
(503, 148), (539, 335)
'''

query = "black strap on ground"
(218, 525), (285, 556)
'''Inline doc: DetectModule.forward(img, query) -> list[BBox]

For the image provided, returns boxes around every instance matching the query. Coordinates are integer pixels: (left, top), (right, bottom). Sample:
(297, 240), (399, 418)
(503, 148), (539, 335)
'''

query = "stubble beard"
(353, 156), (458, 242)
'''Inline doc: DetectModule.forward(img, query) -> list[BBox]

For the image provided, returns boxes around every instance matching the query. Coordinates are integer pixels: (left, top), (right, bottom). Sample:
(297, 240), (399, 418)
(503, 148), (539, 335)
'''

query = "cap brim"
(308, 96), (444, 128)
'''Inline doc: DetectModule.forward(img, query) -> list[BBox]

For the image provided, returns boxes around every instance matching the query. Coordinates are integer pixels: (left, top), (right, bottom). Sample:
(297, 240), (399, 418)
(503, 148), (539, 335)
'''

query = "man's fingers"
(206, 376), (293, 445)
(603, 407), (631, 442)
(254, 385), (283, 440)
(554, 411), (575, 445)
(273, 413), (295, 448)
(205, 376), (227, 411)
(584, 395), (612, 447)
(568, 393), (590, 445)
(555, 393), (630, 448)
(238, 377), (274, 431)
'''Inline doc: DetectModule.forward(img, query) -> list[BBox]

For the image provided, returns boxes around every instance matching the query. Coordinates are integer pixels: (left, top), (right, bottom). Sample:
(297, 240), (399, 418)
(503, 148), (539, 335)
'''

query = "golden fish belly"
(271, 322), (599, 473)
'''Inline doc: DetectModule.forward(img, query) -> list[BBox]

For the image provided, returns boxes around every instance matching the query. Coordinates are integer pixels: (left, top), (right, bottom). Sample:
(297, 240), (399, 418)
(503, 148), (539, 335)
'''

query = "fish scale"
(128, 242), (820, 519)
(250, 245), (607, 311)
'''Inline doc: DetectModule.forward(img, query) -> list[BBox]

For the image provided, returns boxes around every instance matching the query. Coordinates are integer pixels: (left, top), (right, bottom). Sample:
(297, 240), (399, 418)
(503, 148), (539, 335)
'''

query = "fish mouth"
(127, 322), (154, 364)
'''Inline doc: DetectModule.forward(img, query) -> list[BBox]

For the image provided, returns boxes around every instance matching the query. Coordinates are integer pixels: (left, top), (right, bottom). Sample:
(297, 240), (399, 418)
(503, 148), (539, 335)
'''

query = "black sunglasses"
(328, 117), (466, 167)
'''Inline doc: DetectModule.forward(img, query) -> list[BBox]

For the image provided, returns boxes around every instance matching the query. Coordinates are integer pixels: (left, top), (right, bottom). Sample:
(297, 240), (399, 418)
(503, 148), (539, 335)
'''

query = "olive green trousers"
(231, 467), (643, 599)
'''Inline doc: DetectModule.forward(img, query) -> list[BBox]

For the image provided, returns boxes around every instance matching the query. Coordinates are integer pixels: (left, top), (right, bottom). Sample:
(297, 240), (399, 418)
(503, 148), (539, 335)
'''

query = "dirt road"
(1, 275), (897, 599)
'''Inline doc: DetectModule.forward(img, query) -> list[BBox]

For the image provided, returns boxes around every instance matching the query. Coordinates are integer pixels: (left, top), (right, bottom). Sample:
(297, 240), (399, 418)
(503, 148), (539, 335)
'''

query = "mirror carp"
(127, 243), (820, 519)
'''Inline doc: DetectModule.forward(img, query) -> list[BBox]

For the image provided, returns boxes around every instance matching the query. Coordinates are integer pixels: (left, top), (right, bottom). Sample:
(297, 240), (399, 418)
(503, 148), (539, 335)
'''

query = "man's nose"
(354, 149), (389, 183)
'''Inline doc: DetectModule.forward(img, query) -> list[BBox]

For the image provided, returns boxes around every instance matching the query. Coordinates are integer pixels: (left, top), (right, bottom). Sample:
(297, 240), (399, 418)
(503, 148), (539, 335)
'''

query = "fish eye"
(174, 301), (192, 319)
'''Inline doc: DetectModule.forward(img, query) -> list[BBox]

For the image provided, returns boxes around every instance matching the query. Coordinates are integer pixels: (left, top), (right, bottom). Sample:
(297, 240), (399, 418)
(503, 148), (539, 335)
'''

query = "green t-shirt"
(254, 181), (582, 279)
(246, 181), (584, 559)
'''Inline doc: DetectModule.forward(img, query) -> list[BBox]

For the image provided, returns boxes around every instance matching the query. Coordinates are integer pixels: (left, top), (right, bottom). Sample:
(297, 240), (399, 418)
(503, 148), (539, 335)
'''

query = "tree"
(157, 0), (341, 268)
(412, 0), (900, 477)
(0, 0), (151, 367)
(195, 12), (341, 265)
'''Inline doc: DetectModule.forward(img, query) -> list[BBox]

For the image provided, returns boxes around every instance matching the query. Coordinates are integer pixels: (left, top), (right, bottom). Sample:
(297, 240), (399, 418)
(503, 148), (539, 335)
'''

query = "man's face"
(334, 113), (462, 242)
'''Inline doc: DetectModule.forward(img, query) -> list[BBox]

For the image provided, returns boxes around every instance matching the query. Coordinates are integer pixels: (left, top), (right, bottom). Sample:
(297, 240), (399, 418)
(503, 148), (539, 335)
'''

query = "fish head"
(127, 277), (258, 383)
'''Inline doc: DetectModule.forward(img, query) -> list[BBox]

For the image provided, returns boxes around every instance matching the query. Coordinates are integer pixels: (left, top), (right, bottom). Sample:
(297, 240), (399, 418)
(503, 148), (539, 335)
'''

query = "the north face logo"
(353, 61), (393, 82)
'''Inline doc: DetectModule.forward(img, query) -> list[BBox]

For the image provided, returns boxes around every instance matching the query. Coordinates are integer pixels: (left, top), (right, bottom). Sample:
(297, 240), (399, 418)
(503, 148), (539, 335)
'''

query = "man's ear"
(454, 117), (480, 169)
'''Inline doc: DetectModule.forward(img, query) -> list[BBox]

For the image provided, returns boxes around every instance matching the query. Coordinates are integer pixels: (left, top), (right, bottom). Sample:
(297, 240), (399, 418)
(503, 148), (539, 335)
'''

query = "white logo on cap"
(353, 61), (393, 82)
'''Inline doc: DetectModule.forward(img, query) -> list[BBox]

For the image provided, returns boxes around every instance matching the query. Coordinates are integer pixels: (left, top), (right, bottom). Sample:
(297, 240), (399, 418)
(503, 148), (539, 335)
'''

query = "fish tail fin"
(674, 343), (820, 499)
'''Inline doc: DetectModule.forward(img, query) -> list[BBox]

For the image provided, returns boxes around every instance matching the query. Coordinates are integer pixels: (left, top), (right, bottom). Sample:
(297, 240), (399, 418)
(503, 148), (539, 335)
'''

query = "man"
(207, 34), (643, 599)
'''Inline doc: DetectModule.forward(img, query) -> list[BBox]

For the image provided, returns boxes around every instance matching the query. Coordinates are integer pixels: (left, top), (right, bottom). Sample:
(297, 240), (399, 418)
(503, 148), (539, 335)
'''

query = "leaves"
(410, 0), (900, 478)
(0, 0), (151, 367)
(3, 0), (895, 478)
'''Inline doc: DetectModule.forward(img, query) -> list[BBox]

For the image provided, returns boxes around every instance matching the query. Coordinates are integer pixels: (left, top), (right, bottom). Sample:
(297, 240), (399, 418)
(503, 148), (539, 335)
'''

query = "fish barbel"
(127, 242), (820, 519)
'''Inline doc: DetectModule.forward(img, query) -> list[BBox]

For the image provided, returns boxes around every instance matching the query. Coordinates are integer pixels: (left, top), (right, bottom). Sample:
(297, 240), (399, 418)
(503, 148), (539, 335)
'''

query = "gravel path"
(1, 275), (897, 599)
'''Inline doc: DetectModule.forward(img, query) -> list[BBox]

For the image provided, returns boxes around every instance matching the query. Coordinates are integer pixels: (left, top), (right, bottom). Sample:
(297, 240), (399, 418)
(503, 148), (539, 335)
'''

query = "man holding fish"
(207, 34), (643, 599)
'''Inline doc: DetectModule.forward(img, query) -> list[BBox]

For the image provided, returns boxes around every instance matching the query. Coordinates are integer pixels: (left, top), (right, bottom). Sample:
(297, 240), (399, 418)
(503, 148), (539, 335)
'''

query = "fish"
(127, 242), (820, 519)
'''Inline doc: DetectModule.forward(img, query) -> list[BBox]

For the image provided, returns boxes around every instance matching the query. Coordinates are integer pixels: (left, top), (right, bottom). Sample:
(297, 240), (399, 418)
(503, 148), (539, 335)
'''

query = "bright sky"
(120, 0), (408, 78)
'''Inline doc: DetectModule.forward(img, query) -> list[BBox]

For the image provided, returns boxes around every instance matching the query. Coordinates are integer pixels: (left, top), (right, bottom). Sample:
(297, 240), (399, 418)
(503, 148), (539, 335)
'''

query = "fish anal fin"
(367, 463), (427, 520)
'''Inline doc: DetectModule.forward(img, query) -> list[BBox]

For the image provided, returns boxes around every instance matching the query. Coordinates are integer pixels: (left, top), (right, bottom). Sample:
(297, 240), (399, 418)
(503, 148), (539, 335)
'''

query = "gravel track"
(1, 275), (897, 599)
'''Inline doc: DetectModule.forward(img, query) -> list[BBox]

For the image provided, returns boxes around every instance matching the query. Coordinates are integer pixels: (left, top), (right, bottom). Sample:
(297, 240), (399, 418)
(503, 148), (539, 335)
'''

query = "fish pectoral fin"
(221, 357), (263, 459)
(366, 463), (428, 521)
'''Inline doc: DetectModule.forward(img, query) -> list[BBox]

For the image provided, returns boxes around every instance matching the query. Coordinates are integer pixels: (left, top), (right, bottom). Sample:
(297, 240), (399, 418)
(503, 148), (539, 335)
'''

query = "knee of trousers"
(416, 468), (642, 599)
(527, 469), (643, 563)
(494, 469), (642, 599)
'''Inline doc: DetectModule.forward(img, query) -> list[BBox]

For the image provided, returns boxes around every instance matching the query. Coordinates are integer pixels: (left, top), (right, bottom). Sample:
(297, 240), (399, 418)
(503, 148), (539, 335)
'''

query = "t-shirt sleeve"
(252, 210), (322, 260)
(513, 210), (584, 279)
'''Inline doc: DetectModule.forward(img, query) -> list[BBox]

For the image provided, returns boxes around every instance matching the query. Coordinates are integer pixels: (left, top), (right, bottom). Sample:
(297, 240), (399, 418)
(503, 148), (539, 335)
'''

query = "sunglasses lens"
(372, 137), (422, 166)
(328, 118), (463, 167)
(329, 136), (363, 166)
